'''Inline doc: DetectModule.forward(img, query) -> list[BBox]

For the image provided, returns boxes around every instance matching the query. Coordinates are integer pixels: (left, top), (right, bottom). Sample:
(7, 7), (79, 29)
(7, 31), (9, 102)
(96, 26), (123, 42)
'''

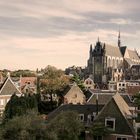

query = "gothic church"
(87, 32), (140, 85)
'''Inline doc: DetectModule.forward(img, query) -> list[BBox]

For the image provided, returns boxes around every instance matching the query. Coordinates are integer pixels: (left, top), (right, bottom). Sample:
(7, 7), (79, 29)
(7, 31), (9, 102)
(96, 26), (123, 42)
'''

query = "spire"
(90, 44), (92, 52)
(89, 44), (92, 57)
(118, 30), (121, 48)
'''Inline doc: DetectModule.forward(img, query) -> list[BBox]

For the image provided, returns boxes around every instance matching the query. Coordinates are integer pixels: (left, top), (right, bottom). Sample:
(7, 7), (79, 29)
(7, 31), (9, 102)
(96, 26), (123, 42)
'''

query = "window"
(0, 109), (3, 117)
(105, 117), (115, 130)
(87, 114), (94, 123)
(94, 136), (102, 140)
(122, 84), (125, 87)
(0, 99), (4, 105)
(117, 137), (127, 140)
(79, 114), (84, 122)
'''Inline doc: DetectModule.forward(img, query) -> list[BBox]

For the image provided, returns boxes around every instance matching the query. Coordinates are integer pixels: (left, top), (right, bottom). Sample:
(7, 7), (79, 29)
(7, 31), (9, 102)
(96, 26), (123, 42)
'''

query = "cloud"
(0, 0), (139, 69)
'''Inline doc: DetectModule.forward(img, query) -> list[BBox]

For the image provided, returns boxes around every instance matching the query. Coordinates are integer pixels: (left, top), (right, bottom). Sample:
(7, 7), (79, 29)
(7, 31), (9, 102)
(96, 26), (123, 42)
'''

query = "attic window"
(105, 117), (115, 130)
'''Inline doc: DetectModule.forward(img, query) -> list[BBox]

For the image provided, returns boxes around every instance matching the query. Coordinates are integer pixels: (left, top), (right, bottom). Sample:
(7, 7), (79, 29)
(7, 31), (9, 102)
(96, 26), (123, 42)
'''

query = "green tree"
(71, 73), (85, 91)
(90, 122), (112, 140)
(1, 111), (47, 140)
(3, 94), (38, 123)
(47, 111), (84, 140)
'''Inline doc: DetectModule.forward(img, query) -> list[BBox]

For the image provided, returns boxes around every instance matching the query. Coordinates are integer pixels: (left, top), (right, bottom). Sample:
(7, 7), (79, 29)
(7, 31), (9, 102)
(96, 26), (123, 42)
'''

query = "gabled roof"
(95, 93), (135, 136)
(0, 76), (22, 95)
(64, 83), (85, 98)
(113, 93), (132, 117)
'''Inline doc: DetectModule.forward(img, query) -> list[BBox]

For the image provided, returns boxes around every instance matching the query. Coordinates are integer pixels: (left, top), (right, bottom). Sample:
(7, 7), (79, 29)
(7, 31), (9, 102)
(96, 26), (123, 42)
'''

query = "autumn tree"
(39, 65), (70, 110)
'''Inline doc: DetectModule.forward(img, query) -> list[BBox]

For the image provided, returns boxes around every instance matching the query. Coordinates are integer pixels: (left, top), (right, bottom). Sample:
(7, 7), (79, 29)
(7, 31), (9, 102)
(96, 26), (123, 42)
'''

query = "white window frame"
(0, 99), (4, 105)
(105, 117), (115, 130)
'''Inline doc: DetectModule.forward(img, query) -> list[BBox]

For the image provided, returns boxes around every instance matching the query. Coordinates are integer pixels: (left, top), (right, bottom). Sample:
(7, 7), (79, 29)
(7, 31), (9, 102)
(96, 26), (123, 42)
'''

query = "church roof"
(104, 43), (123, 58)
(127, 49), (140, 60)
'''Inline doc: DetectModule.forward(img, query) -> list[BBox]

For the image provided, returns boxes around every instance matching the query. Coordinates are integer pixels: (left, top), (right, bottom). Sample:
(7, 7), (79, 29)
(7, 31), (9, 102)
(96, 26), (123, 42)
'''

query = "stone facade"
(87, 33), (140, 85)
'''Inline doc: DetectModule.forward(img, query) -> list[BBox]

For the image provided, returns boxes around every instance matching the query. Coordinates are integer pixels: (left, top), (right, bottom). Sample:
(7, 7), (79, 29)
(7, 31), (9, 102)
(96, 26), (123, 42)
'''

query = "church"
(87, 32), (140, 85)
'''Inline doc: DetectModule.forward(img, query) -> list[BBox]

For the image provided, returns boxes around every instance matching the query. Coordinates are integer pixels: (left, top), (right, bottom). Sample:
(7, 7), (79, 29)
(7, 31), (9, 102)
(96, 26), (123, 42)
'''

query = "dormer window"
(105, 117), (115, 130)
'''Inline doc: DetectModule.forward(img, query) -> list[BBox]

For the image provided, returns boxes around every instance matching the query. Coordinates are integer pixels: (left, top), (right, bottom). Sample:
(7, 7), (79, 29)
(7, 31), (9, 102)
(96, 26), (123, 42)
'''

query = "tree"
(47, 111), (84, 140)
(1, 111), (48, 140)
(3, 94), (38, 123)
(90, 122), (112, 140)
(39, 66), (70, 111)
(71, 73), (85, 91)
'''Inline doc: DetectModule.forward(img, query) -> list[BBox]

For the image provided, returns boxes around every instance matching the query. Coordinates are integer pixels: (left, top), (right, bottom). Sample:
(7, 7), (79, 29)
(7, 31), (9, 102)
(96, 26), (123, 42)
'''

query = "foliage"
(40, 65), (70, 94)
(134, 93), (140, 106)
(90, 122), (112, 137)
(47, 111), (84, 140)
(10, 69), (36, 77)
(39, 65), (70, 111)
(3, 94), (38, 123)
(1, 111), (84, 140)
(71, 73), (85, 91)
(134, 93), (140, 122)
(1, 111), (47, 140)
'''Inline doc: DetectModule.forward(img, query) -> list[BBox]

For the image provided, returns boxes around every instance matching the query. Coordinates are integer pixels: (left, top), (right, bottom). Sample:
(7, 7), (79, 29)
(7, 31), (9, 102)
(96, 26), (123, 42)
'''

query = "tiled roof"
(20, 77), (37, 87)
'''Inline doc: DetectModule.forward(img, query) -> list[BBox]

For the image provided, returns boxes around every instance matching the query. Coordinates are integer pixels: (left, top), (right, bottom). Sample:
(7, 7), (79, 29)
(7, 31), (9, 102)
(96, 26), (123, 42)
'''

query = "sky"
(0, 0), (140, 70)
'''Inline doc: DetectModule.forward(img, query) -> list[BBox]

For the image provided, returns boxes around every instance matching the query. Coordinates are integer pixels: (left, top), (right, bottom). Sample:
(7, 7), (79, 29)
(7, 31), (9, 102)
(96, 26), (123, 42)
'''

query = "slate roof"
(87, 92), (134, 107)
(0, 76), (22, 95)
(87, 93), (113, 105)
(47, 104), (104, 121)
(94, 93), (135, 136)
